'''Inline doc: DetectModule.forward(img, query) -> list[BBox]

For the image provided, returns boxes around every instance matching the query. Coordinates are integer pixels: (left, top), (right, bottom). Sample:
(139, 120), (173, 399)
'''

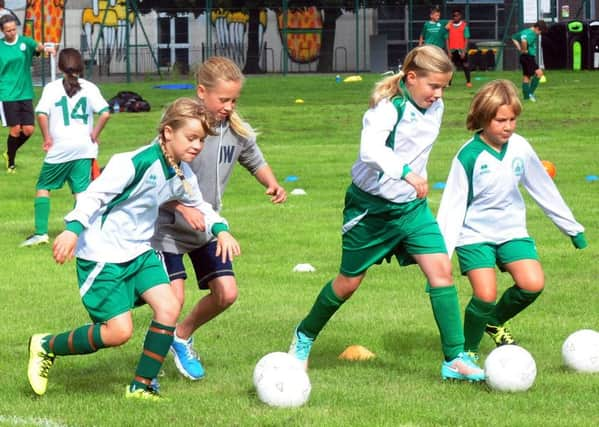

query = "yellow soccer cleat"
(125, 385), (163, 402)
(28, 334), (55, 396)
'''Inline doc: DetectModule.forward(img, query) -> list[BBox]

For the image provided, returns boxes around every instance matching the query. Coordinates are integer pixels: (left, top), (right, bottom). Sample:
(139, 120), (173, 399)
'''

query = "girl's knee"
(103, 324), (134, 346)
(216, 287), (238, 309)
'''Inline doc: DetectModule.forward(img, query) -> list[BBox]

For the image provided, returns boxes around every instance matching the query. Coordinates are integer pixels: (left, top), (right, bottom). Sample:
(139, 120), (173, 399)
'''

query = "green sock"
(530, 76), (540, 94)
(298, 280), (345, 339)
(522, 82), (531, 99)
(490, 285), (542, 326)
(131, 320), (175, 391)
(464, 296), (495, 353)
(43, 324), (104, 355)
(429, 285), (464, 361)
(34, 196), (50, 235)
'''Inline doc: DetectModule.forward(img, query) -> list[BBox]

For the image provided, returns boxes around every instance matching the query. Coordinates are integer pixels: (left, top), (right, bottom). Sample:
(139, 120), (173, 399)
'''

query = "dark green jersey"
(512, 28), (538, 56)
(421, 20), (448, 49)
(0, 35), (38, 101)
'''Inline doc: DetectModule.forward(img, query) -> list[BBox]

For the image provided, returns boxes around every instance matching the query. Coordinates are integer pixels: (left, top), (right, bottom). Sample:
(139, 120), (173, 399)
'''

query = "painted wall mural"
(277, 7), (322, 63)
(23, 0), (65, 44)
(211, 8), (267, 65)
(81, 0), (135, 59)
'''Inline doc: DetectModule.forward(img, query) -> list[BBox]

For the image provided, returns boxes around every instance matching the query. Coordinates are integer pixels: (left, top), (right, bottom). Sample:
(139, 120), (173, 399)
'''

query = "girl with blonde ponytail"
(151, 57), (287, 382)
(28, 97), (240, 401)
(288, 46), (485, 383)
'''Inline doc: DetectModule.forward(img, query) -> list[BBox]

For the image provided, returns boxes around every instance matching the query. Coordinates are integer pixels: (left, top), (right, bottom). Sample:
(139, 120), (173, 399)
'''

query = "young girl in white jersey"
(437, 79), (586, 359)
(151, 56), (286, 381)
(288, 45), (484, 382)
(20, 48), (110, 247)
(27, 97), (241, 400)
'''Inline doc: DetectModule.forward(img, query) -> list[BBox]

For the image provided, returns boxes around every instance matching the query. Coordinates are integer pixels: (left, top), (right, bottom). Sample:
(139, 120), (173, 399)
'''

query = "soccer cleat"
(466, 82), (473, 88)
(441, 352), (485, 382)
(288, 327), (314, 370)
(125, 385), (162, 401)
(170, 336), (205, 380)
(28, 334), (55, 396)
(528, 94), (537, 102)
(7, 165), (16, 174)
(485, 323), (517, 347)
(20, 234), (49, 247)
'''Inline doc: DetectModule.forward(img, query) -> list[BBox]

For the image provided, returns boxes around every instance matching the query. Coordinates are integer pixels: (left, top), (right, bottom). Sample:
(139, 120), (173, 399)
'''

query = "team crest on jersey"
(479, 164), (490, 175)
(147, 173), (158, 186)
(512, 157), (525, 176)
(20, 43), (26, 51)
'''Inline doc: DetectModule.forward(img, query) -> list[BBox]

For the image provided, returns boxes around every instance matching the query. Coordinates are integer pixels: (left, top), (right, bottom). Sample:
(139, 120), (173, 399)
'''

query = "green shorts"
(36, 159), (93, 194)
(76, 250), (170, 323)
(340, 183), (447, 277)
(456, 238), (539, 275)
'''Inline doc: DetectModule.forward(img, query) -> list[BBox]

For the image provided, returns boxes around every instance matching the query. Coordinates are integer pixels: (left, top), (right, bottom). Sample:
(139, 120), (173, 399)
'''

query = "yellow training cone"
(295, 98), (305, 104)
(338, 345), (376, 361)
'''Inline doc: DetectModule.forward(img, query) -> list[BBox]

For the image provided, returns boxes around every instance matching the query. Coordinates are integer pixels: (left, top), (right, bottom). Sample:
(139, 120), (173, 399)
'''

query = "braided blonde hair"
(158, 97), (216, 195)
(370, 45), (454, 108)
(195, 56), (254, 139)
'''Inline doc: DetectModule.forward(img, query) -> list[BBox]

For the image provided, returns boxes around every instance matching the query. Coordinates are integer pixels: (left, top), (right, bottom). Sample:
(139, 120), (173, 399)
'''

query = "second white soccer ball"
(253, 352), (311, 408)
(562, 329), (599, 373)
(484, 345), (537, 392)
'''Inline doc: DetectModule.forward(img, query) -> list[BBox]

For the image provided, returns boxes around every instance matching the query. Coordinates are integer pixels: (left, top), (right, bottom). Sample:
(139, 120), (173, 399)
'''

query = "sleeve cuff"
(401, 164), (412, 180)
(65, 220), (85, 236)
(211, 223), (229, 236)
(571, 232), (587, 249)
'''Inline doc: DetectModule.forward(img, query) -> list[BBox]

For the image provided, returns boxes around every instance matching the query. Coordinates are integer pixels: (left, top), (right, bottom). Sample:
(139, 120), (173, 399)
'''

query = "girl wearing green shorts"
(437, 80), (586, 360)
(289, 45), (485, 382)
(26, 98), (241, 400)
(20, 48), (110, 248)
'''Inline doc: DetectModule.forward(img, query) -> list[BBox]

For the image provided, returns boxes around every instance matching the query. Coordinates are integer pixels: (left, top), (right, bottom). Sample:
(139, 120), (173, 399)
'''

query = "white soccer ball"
(253, 352), (311, 408)
(484, 345), (537, 392)
(562, 329), (599, 373)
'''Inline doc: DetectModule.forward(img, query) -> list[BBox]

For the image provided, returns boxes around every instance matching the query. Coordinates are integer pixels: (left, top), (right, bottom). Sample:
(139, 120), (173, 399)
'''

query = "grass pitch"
(1, 70), (598, 426)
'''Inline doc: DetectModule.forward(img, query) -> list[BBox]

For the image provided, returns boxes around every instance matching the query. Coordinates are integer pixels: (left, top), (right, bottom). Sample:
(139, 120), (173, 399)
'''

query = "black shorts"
(0, 100), (35, 127)
(450, 50), (469, 68)
(158, 241), (234, 289)
(520, 54), (538, 77)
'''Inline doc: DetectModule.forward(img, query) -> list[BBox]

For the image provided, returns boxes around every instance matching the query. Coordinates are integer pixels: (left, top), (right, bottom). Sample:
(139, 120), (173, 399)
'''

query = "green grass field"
(1, 70), (598, 426)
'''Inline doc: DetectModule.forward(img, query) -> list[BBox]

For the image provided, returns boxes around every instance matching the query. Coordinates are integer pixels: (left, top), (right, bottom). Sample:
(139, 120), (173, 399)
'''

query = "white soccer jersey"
(64, 142), (226, 263)
(35, 78), (109, 163)
(351, 94), (444, 203)
(437, 132), (584, 257)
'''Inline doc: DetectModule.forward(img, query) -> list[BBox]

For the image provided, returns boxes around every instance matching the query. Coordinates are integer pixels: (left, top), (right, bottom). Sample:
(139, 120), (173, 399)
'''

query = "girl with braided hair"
(27, 97), (240, 400)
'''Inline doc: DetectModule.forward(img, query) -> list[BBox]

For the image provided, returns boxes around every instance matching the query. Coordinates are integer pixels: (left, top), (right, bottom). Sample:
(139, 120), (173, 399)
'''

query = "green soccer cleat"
(485, 323), (517, 347)
(125, 385), (163, 401)
(27, 334), (55, 396)
(441, 352), (485, 382)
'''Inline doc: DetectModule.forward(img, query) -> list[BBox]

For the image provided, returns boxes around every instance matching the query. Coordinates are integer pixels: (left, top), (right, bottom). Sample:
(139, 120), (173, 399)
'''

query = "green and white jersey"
(0, 34), (38, 101)
(35, 78), (109, 163)
(421, 20), (448, 49)
(437, 133), (584, 256)
(351, 91), (444, 203)
(64, 142), (227, 263)
(512, 28), (539, 56)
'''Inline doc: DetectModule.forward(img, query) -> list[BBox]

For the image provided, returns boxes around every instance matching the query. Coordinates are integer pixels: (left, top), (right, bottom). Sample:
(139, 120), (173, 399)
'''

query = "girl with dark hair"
(20, 48), (110, 247)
